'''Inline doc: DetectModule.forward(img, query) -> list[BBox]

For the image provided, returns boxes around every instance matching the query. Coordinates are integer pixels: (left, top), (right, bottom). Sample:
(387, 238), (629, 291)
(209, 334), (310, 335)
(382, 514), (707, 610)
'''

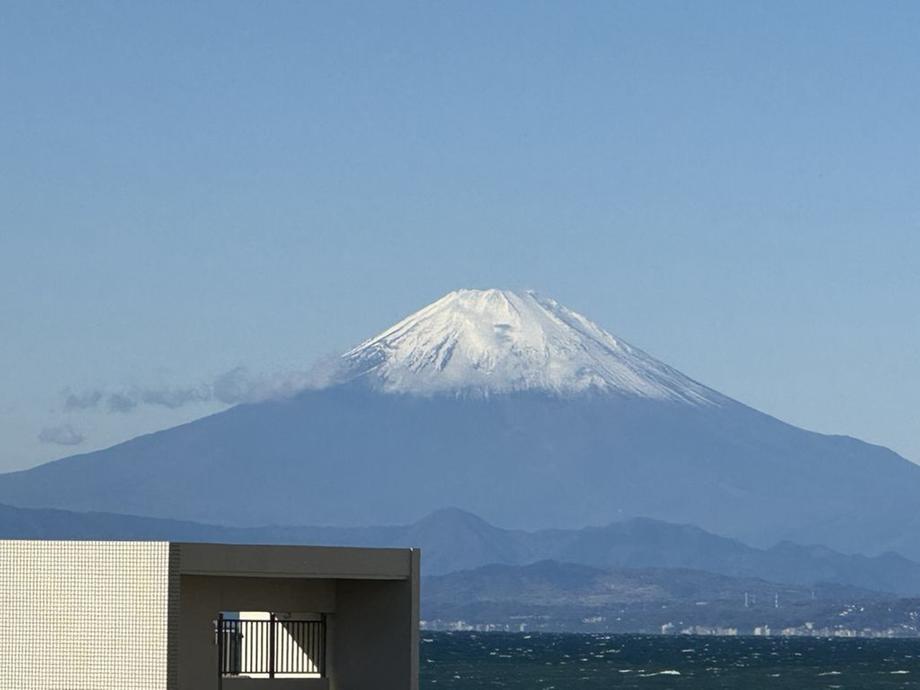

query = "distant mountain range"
(2, 289), (919, 560)
(425, 559), (884, 609)
(421, 560), (920, 636)
(4, 503), (920, 597)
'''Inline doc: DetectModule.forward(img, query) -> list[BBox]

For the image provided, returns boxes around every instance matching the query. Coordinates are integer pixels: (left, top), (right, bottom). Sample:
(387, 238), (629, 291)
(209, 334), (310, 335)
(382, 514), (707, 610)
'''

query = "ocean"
(421, 632), (920, 688)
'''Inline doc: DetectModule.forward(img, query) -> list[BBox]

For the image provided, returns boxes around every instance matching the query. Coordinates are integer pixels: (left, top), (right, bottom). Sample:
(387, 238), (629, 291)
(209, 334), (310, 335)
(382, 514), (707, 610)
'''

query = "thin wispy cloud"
(63, 390), (103, 411)
(60, 359), (346, 415)
(106, 392), (138, 413)
(38, 424), (85, 446)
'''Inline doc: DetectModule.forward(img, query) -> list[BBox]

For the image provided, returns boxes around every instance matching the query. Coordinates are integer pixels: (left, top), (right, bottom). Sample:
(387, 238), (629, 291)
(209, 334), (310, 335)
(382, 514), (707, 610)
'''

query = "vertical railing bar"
(270, 614), (276, 678)
(217, 614), (224, 690)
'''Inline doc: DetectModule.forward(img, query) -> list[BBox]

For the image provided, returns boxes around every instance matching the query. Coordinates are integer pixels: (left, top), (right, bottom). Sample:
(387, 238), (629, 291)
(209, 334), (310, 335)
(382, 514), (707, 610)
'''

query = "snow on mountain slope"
(340, 289), (723, 404)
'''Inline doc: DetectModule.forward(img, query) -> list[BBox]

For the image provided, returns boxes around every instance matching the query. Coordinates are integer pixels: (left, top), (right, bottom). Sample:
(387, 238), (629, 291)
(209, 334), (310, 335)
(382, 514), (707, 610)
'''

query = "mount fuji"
(2, 289), (919, 558)
(338, 289), (720, 403)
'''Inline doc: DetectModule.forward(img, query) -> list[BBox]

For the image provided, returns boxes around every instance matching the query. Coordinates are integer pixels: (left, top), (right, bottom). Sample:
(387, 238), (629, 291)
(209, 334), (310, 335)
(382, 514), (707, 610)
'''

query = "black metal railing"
(217, 615), (326, 679)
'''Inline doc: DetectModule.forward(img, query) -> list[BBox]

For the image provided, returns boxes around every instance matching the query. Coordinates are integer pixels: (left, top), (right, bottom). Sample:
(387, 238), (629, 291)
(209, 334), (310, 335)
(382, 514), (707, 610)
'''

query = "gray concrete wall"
(177, 575), (336, 690)
(331, 550), (420, 690)
(176, 543), (413, 580)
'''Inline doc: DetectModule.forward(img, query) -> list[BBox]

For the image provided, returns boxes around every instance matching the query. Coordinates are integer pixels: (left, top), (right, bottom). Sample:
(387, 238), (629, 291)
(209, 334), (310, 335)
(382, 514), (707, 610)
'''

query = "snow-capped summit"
(340, 288), (721, 403)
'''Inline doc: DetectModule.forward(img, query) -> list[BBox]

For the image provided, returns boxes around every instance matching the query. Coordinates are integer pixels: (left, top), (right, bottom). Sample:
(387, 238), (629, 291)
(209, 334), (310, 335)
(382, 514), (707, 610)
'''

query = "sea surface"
(421, 632), (920, 689)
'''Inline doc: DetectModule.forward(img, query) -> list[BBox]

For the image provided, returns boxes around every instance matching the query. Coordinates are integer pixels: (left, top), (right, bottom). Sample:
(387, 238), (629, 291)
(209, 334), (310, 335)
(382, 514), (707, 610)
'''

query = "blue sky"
(1, 1), (918, 471)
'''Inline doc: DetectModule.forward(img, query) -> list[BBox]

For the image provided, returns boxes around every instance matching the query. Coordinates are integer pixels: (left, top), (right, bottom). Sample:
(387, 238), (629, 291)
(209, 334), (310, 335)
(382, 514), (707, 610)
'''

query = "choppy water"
(421, 632), (920, 689)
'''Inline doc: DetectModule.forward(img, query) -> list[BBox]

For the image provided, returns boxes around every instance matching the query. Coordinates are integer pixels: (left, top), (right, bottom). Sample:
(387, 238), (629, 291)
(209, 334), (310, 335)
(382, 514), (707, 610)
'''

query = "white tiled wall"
(0, 540), (174, 690)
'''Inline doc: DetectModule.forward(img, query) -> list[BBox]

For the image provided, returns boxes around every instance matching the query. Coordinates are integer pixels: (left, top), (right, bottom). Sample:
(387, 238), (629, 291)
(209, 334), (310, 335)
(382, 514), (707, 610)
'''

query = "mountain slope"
(1, 289), (919, 559)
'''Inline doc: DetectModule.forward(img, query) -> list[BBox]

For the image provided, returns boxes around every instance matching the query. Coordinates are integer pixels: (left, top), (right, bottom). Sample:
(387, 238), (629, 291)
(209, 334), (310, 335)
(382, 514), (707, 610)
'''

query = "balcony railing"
(217, 615), (326, 681)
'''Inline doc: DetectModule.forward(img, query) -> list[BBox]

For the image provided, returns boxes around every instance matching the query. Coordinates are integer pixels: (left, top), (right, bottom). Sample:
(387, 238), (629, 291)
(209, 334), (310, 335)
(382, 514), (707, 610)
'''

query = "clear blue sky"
(1, 1), (918, 471)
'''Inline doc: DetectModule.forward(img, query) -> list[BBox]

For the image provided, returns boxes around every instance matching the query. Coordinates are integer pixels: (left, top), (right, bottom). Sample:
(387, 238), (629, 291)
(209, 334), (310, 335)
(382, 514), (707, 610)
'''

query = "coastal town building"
(0, 540), (420, 690)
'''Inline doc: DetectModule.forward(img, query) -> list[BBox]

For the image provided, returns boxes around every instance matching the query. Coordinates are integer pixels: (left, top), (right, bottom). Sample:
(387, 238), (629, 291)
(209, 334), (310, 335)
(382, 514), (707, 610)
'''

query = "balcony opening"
(217, 611), (326, 682)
